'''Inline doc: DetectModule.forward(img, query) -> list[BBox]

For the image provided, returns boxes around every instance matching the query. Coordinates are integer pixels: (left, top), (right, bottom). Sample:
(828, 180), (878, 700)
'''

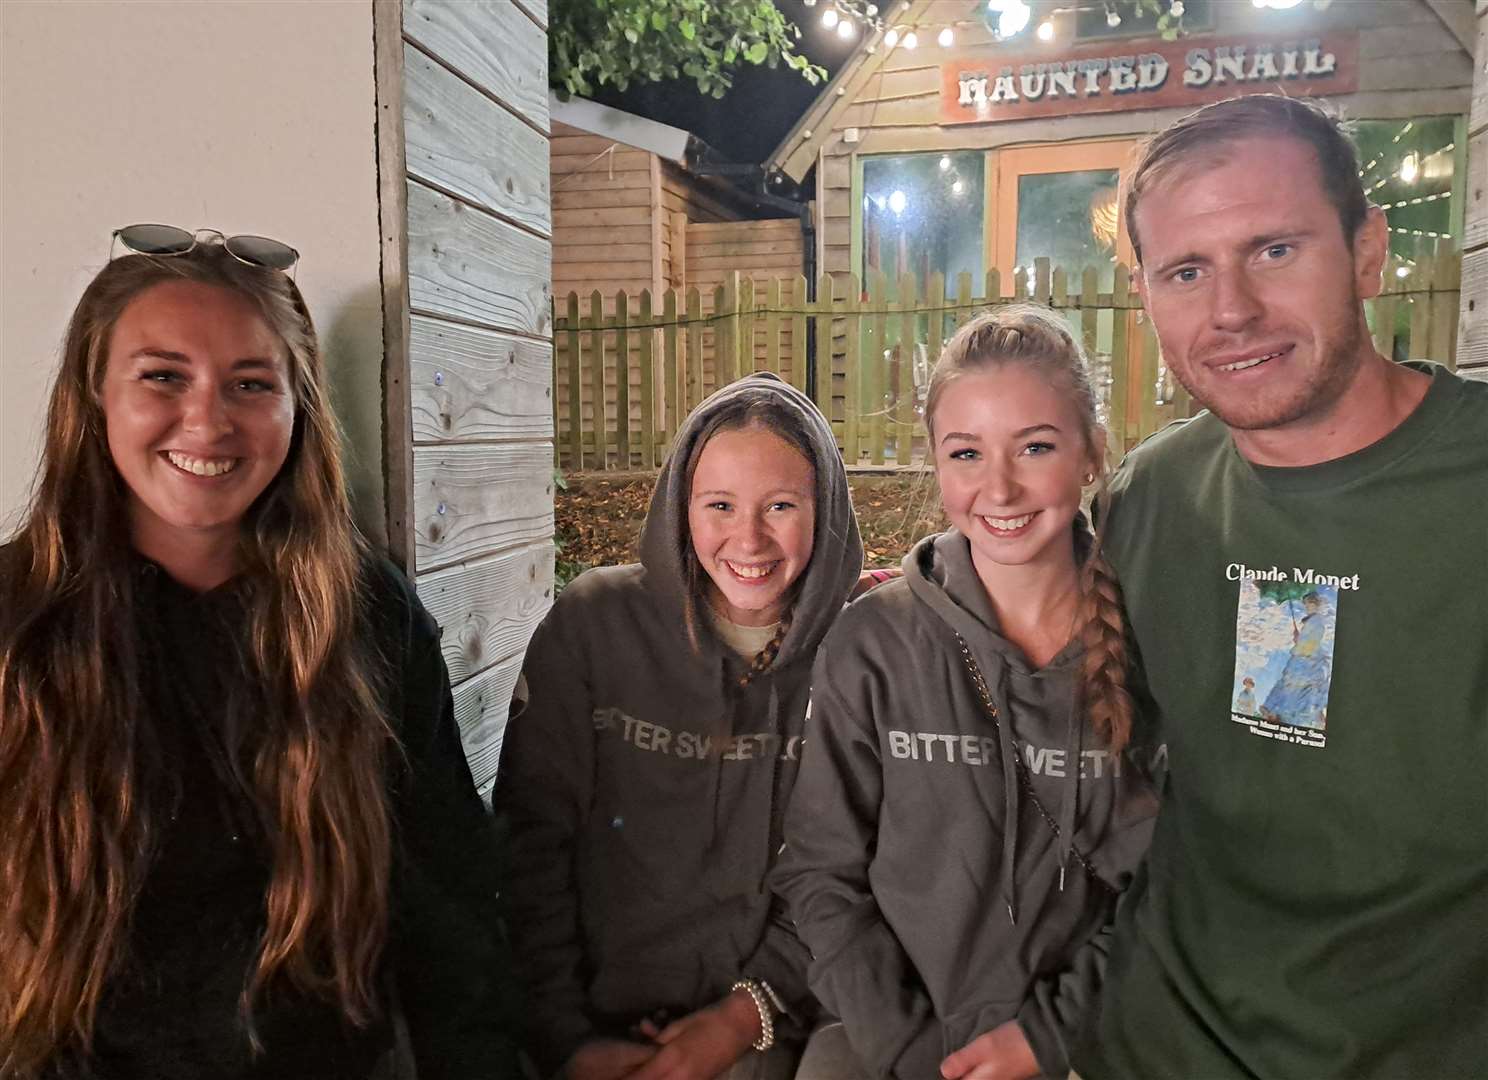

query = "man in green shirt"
(1075, 95), (1488, 1079)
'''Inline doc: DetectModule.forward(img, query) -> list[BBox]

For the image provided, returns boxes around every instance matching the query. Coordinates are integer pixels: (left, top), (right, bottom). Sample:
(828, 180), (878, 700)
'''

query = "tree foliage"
(550, 0), (826, 100)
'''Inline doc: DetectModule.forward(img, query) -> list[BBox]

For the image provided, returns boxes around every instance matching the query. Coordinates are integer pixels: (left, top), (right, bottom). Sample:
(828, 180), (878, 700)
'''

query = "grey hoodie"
(774, 529), (1161, 1079)
(495, 374), (863, 1075)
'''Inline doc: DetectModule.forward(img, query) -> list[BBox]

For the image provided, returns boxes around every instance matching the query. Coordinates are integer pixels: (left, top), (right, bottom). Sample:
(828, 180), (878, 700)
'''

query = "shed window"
(861, 151), (984, 297)
(1351, 116), (1461, 262)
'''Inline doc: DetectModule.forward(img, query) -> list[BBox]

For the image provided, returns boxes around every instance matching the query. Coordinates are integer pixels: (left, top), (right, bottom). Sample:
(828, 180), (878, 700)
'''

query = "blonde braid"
(1076, 519), (1134, 753)
(738, 607), (793, 689)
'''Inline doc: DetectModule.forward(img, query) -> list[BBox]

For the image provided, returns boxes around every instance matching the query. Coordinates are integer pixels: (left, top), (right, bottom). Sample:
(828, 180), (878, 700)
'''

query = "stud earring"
(1083, 472), (1096, 484)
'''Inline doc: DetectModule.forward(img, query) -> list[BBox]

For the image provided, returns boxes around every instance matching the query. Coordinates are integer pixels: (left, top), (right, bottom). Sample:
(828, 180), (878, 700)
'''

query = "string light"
(938, 26), (954, 46)
(939, 155), (951, 170)
(884, 26), (899, 46)
(821, 7), (838, 28)
(1036, 19), (1055, 40)
(902, 30), (917, 48)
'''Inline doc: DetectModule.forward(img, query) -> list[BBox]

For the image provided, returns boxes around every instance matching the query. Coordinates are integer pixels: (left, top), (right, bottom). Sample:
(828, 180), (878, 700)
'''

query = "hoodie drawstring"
(1057, 691), (1082, 890)
(993, 665), (1021, 926)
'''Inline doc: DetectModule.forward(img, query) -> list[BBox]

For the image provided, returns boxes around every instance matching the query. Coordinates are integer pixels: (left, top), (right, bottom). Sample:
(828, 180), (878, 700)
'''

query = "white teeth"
(982, 513), (1034, 532)
(167, 451), (239, 477)
(727, 561), (776, 579)
(1219, 350), (1282, 373)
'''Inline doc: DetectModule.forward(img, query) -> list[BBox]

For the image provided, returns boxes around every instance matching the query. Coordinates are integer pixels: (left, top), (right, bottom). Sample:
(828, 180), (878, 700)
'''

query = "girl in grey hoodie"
(497, 374), (863, 1080)
(776, 307), (1161, 1080)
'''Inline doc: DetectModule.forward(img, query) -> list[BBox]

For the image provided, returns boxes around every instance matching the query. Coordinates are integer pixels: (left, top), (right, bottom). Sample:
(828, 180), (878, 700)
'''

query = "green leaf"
(651, 10), (666, 31)
(745, 41), (767, 64)
(623, 26), (639, 43)
(679, 18), (695, 40)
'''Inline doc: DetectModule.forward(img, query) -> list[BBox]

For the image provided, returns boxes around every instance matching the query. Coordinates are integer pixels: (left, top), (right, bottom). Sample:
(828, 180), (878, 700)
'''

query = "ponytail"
(1075, 516), (1134, 753)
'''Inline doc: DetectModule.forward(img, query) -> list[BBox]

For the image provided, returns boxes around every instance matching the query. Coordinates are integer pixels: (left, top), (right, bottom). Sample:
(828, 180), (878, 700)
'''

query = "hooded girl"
(497, 373), (863, 1080)
(775, 307), (1161, 1080)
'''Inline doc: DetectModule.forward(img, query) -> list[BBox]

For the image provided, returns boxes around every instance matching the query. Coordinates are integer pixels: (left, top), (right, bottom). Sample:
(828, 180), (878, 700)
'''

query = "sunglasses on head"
(111, 224), (299, 273)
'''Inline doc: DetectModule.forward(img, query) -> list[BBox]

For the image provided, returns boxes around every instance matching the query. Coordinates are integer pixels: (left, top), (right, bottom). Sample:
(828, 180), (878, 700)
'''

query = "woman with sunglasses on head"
(0, 229), (515, 1079)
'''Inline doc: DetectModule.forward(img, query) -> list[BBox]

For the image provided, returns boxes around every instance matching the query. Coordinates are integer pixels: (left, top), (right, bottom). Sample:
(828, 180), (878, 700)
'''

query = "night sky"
(582, 1), (863, 167)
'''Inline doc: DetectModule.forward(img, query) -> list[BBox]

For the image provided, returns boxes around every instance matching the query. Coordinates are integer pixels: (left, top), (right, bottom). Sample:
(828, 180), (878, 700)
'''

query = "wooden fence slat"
(955, 271), (973, 329)
(1429, 252), (1460, 369)
(1034, 257), (1051, 305)
(638, 290), (656, 470)
(721, 273), (740, 385)
(615, 291), (631, 470)
(842, 274), (862, 464)
(588, 291), (607, 470)
(686, 287), (703, 412)
(869, 272), (888, 467)
(1407, 256), (1432, 361)
(927, 270), (946, 356)
(895, 272), (917, 465)
(1013, 265), (1029, 301)
(1373, 292), (1399, 364)
(566, 293), (582, 468)
(740, 275), (756, 376)
(1079, 268), (1099, 360)
(1139, 320), (1160, 443)
(790, 275), (808, 393)
(1111, 268), (1132, 450)
(987, 268), (1002, 306)
(1052, 268), (1068, 309)
(663, 290), (680, 449)
(765, 277), (781, 377)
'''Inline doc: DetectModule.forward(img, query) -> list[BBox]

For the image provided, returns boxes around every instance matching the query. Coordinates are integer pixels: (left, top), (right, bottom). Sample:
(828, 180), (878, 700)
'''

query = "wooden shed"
(551, 96), (808, 466)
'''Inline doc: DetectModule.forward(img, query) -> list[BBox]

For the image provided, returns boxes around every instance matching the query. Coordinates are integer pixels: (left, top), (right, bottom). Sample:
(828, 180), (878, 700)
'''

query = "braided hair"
(926, 305), (1135, 752)
(737, 607), (794, 689)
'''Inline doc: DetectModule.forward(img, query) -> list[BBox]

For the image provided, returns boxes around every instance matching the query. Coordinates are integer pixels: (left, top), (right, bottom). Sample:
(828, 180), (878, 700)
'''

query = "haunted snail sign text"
(940, 35), (1358, 125)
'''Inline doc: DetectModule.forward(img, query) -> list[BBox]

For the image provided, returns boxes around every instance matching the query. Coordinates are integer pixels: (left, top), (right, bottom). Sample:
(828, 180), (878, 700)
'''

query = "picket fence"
(552, 253), (1461, 470)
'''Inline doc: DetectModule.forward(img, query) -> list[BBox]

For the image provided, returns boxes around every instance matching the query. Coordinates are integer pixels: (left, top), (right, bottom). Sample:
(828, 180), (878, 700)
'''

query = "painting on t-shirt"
(1230, 577), (1340, 749)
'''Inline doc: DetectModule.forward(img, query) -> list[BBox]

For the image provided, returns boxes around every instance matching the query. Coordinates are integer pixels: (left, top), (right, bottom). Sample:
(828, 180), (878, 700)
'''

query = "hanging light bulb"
(884, 26), (900, 46)
(939, 155), (952, 171)
(938, 26), (954, 47)
(1169, 0), (1185, 15)
(1036, 19), (1055, 40)
(803, 0), (816, 5)
(837, 17), (856, 39)
(903, 30), (918, 49)
(822, 7), (839, 29)
(996, 0), (1031, 37)
(1106, 8), (1122, 28)
(888, 190), (907, 215)
(866, 3), (878, 14)
(952, 179), (965, 194)
(1398, 152), (1419, 184)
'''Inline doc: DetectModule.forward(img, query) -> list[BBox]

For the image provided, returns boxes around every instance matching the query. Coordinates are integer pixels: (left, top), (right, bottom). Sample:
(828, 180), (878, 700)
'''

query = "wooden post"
(638, 290), (656, 469)
(1139, 319), (1160, 442)
(811, 272), (835, 442)
(790, 274), (808, 393)
(566, 292), (582, 469)
(686, 287), (703, 410)
(663, 289), (680, 452)
(615, 291), (631, 469)
(1079, 268), (1099, 361)
(588, 290), (607, 469)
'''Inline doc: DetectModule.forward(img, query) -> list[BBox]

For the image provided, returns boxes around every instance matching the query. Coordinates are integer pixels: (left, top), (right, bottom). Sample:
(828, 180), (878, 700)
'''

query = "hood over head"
(639, 372), (862, 669)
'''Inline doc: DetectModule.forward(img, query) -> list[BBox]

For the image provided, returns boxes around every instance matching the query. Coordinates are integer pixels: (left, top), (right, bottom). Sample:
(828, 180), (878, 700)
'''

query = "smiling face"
(101, 280), (296, 564)
(1133, 135), (1387, 437)
(687, 424), (816, 628)
(932, 365), (1100, 582)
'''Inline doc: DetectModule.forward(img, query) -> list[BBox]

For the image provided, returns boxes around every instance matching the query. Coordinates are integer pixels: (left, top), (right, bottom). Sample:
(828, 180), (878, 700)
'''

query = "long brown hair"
(0, 246), (394, 1075)
(925, 305), (1135, 752)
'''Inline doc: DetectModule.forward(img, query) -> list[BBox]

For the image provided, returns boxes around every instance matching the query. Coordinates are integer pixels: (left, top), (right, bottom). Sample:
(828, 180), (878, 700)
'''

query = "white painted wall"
(0, 0), (384, 535)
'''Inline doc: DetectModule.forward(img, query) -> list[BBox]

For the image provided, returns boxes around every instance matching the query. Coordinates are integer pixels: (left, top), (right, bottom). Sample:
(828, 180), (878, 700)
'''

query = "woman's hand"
(939, 1021), (1040, 1080)
(626, 988), (762, 1080)
(563, 1038), (657, 1080)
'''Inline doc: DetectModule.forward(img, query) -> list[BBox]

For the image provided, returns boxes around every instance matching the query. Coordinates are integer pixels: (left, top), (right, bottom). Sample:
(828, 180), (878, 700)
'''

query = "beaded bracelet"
(730, 978), (776, 1052)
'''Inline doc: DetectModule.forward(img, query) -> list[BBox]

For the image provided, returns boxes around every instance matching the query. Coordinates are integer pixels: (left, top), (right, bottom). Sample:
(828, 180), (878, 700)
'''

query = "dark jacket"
(774, 530), (1161, 1079)
(495, 374), (863, 1076)
(23, 551), (516, 1079)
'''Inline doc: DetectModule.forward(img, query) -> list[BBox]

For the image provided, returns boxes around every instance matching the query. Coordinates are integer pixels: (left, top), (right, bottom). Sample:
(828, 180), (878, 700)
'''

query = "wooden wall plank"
(404, 0), (548, 132)
(407, 180), (552, 337)
(412, 442), (554, 572)
(404, 42), (551, 236)
(408, 314), (553, 443)
(513, 0), (548, 30)
(417, 541), (553, 684)
(1457, 247), (1487, 370)
(449, 651), (523, 796)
